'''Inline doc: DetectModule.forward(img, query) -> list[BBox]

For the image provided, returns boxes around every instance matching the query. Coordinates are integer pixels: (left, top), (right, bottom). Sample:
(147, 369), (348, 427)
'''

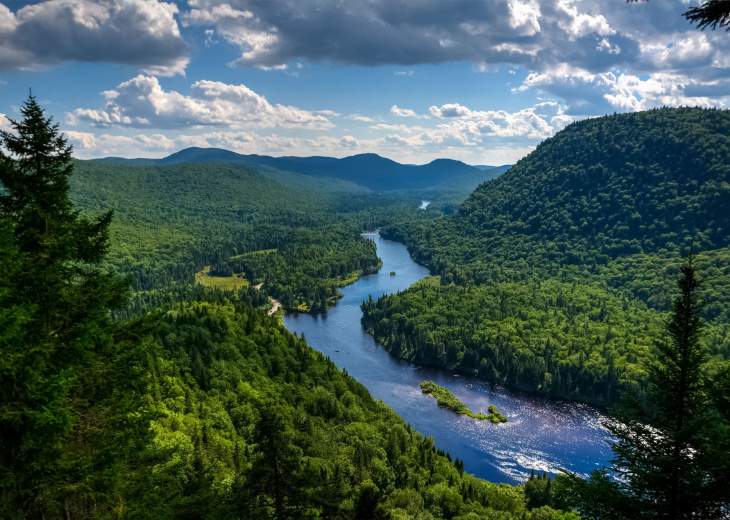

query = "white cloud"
(428, 101), (573, 138)
(557, 2), (614, 41)
(68, 75), (333, 130)
(0, 112), (13, 132)
(0, 0), (188, 75)
(390, 105), (420, 118)
(370, 123), (415, 133)
(509, 1), (541, 36)
(338, 135), (359, 148)
(519, 65), (725, 114)
(184, 3), (253, 25)
(64, 96), (574, 166)
(65, 125), (536, 166)
(182, 0), (633, 73)
(429, 103), (473, 119)
(180, 0), (730, 112)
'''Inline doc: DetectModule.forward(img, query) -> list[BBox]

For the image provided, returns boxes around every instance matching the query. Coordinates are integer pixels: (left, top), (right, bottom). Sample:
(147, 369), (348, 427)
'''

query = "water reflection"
(283, 232), (612, 485)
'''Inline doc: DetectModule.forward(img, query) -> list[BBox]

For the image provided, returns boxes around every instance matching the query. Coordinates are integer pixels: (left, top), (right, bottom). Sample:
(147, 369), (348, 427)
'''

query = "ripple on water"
(283, 233), (614, 485)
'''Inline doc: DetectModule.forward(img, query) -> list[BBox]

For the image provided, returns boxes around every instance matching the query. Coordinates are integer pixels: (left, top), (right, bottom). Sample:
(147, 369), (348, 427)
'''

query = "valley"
(3, 100), (729, 519)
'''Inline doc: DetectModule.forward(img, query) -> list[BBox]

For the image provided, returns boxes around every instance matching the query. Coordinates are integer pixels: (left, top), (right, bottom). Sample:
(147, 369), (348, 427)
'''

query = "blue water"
(283, 232), (612, 485)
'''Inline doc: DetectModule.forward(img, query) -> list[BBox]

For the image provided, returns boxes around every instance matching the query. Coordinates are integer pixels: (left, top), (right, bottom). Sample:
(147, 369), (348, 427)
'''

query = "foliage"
(363, 276), (662, 404)
(685, 0), (730, 31)
(121, 298), (547, 519)
(370, 107), (730, 404)
(420, 381), (507, 422)
(0, 95), (153, 518)
(68, 159), (417, 317)
(561, 259), (730, 518)
(0, 96), (584, 519)
(97, 147), (498, 193)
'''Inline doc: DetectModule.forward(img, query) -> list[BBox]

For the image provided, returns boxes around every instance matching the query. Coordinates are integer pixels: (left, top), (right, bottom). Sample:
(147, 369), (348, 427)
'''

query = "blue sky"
(0, 0), (727, 165)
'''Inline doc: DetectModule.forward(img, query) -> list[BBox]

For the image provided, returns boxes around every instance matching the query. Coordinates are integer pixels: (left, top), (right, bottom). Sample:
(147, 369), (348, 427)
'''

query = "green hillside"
(95, 147), (499, 192)
(365, 107), (730, 405)
(0, 95), (580, 520)
(68, 160), (418, 316)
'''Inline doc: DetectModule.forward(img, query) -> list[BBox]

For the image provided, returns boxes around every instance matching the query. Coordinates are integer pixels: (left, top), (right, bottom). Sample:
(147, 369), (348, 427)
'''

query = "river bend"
(283, 232), (612, 485)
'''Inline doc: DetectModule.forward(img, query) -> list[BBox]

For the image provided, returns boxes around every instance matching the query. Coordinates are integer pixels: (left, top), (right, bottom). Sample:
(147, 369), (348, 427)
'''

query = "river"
(282, 231), (612, 485)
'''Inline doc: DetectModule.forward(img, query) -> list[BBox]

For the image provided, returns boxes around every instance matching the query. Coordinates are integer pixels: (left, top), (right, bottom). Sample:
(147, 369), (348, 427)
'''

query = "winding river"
(283, 232), (612, 485)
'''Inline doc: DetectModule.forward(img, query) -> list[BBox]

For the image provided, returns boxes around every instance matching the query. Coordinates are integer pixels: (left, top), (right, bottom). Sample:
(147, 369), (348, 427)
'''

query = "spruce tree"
(685, 0), (730, 31)
(0, 94), (136, 517)
(568, 255), (729, 518)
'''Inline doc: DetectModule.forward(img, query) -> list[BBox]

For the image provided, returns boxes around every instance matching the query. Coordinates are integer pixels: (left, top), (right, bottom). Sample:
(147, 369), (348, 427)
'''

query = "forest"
(2, 95), (730, 519)
(1, 95), (589, 519)
(68, 159), (420, 317)
(364, 107), (730, 405)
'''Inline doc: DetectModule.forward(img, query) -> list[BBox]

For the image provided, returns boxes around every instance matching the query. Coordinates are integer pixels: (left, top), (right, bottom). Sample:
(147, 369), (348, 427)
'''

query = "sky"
(0, 0), (727, 165)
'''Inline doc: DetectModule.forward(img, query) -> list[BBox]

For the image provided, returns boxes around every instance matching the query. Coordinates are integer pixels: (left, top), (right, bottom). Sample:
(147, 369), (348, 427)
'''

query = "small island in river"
(420, 381), (508, 423)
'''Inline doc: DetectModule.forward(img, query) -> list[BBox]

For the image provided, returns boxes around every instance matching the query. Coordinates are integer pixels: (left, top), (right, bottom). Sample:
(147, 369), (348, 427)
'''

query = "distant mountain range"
(94, 147), (510, 192)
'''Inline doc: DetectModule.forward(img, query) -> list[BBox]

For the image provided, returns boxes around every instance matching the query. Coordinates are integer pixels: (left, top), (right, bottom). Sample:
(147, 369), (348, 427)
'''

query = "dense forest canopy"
(367, 107), (730, 405)
(0, 97), (581, 519)
(68, 159), (421, 317)
(3, 93), (729, 519)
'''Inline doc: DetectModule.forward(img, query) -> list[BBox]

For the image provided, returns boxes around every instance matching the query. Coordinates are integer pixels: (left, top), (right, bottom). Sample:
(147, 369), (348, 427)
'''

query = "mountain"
(94, 148), (499, 192)
(472, 164), (511, 171)
(365, 107), (730, 405)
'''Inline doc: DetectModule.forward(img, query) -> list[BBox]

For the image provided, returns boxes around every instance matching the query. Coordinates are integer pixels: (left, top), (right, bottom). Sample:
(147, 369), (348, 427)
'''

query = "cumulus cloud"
(0, 0), (188, 75)
(519, 65), (726, 114)
(181, 0), (730, 110)
(390, 105), (420, 118)
(68, 75), (333, 129)
(0, 112), (13, 132)
(348, 115), (375, 122)
(428, 101), (573, 138)
(370, 123), (414, 133)
(65, 128), (353, 160)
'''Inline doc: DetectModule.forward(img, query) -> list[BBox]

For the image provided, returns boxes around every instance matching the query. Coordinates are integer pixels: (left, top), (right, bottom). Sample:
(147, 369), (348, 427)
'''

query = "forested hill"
(366, 107), (730, 405)
(95, 147), (503, 192)
(458, 107), (730, 257)
(2, 95), (585, 519)
(68, 159), (408, 317)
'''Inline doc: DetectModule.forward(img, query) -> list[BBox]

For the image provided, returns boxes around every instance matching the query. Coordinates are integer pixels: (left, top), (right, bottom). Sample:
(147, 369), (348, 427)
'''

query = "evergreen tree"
(568, 255), (730, 518)
(685, 0), (730, 31)
(0, 94), (141, 517)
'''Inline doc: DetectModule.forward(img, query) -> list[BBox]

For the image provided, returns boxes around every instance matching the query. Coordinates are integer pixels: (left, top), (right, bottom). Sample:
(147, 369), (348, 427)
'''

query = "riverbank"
(282, 232), (611, 485)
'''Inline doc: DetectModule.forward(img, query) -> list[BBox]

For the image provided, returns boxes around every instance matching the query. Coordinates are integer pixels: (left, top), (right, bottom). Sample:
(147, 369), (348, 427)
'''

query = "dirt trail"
(268, 298), (281, 316)
(254, 283), (281, 315)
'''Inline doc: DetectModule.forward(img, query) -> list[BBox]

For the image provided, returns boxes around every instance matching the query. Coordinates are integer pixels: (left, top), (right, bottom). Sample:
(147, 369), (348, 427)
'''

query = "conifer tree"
(0, 94), (137, 517)
(567, 255), (730, 519)
(685, 0), (730, 31)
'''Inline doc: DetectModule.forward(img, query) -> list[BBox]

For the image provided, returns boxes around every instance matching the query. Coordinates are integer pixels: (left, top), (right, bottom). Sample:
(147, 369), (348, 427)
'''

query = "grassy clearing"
(230, 248), (278, 260)
(195, 266), (250, 291)
(420, 381), (508, 423)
